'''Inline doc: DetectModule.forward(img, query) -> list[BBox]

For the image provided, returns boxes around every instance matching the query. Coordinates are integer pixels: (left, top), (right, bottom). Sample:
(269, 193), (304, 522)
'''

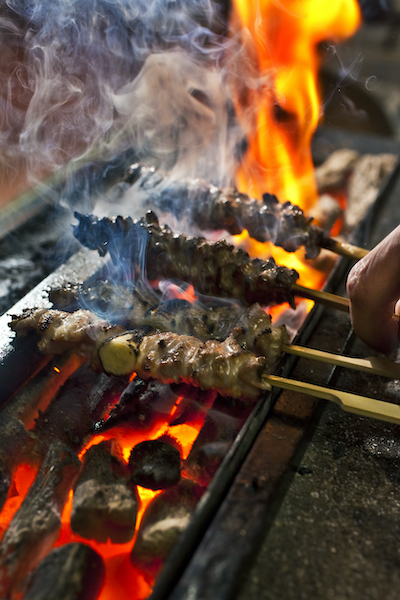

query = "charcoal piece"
(71, 439), (139, 544)
(129, 439), (181, 490)
(96, 379), (178, 433)
(184, 440), (231, 488)
(0, 419), (31, 512)
(0, 353), (84, 509)
(0, 441), (81, 599)
(30, 362), (129, 459)
(131, 479), (204, 578)
(24, 542), (104, 600)
(184, 395), (252, 486)
(183, 413), (235, 486)
(315, 148), (360, 192)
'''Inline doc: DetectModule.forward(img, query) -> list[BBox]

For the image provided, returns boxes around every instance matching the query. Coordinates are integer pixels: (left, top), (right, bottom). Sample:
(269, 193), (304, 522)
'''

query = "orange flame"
(229, 0), (360, 295)
(230, 0), (361, 208)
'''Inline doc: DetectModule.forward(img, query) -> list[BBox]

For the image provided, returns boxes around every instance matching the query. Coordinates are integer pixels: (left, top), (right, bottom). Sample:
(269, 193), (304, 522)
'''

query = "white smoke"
(0, 0), (249, 194)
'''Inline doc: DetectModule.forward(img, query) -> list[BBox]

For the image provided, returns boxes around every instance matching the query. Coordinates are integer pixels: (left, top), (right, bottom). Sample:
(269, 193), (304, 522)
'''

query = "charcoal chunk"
(131, 479), (204, 578)
(71, 440), (139, 544)
(129, 439), (181, 490)
(24, 543), (104, 600)
(0, 441), (81, 599)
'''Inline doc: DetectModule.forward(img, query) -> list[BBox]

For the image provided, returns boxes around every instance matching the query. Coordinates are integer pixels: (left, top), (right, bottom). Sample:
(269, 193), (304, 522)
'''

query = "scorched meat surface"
(73, 211), (299, 308)
(10, 306), (289, 398)
(126, 163), (325, 259)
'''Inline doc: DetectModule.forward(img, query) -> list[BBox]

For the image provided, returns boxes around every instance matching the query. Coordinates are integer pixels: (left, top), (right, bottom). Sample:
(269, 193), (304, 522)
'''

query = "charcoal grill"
(0, 123), (400, 600)
(2, 2), (400, 597)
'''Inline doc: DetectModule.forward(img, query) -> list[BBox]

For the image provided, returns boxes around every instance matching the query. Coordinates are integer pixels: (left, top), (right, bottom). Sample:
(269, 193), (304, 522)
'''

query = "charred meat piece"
(9, 307), (124, 369)
(71, 440), (139, 544)
(99, 329), (279, 399)
(127, 163), (325, 258)
(24, 543), (105, 600)
(73, 211), (299, 308)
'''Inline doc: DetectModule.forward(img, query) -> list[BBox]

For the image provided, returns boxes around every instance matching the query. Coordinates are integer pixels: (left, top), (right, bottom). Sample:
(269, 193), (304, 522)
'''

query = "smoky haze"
(0, 0), (248, 198)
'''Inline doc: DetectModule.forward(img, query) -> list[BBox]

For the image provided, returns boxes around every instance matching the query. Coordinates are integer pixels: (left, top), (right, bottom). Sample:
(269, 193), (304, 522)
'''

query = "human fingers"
(346, 225), (400, 353)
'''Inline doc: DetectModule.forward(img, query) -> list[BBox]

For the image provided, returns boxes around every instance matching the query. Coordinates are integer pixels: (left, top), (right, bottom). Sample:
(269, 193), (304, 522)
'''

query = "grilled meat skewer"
(127, 164), (371, 261)
(10, 308), (282, 399)
(10, 308), (124, 370)
(49, 280), (289, 348)
(10, 305), (289, 380)
(73, 211), (299, 308)
(98, 330), (273, 399)
(126, 163), (324, 259)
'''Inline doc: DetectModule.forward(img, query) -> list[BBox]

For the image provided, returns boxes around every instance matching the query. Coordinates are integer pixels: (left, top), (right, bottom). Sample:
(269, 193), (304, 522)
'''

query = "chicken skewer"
(48, 281), (291, 345)
(126, 164), (369, 260)
(10, 307), (400, 392)
(73, 211), (350, 312)
(99, 333), (400, 424)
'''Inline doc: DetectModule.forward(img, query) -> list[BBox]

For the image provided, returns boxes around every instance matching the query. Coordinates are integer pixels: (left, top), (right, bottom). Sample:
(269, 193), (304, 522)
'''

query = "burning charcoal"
(184, 393), (253, 486)
(131, 479), (204, 578)
(24, 543), (104, 600)
(184, 441), (231, 487)
(95, 378), (178, 434)
(129, 438), (181, 490)
(183, 411), (236, 486)
(345, 153), (397, 231)
(168, 385), (216, 426)
(31, 362), (129, 459)
(0, 353), (83, 511)
(0, 441), (81, 599)
(0, 419), (30, 512)
(71, 439), (139, 544)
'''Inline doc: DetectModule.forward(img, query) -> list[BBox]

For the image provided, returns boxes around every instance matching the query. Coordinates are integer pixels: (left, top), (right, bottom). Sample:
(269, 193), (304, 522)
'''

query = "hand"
(346, 225), (400, 353)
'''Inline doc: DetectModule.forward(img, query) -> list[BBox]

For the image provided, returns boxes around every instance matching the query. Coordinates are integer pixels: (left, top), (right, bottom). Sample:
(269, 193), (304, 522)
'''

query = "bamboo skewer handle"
(284, 344), (400, 379)
(264, 374), (400, 425)
(292, 283), (350, 312)
(320, 237), (369, 260)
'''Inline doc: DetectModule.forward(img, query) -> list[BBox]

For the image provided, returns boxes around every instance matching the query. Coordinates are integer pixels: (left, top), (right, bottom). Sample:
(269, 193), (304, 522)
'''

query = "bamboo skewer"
(264, 374), (400, 425)
(320, 237), (369, 260)
(292, 283), (350, 312)
(283, 344), (400, 379)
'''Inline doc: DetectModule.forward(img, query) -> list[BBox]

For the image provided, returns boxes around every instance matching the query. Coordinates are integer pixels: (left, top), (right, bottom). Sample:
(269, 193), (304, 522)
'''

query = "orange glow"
(56, 485), (161, 600)
(163, 283), (198, 304)
(0, 463), (37, 540)
(230, 0), (361, 208)
(234, 229), (326, 293)
(51, 386), (212, 597)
